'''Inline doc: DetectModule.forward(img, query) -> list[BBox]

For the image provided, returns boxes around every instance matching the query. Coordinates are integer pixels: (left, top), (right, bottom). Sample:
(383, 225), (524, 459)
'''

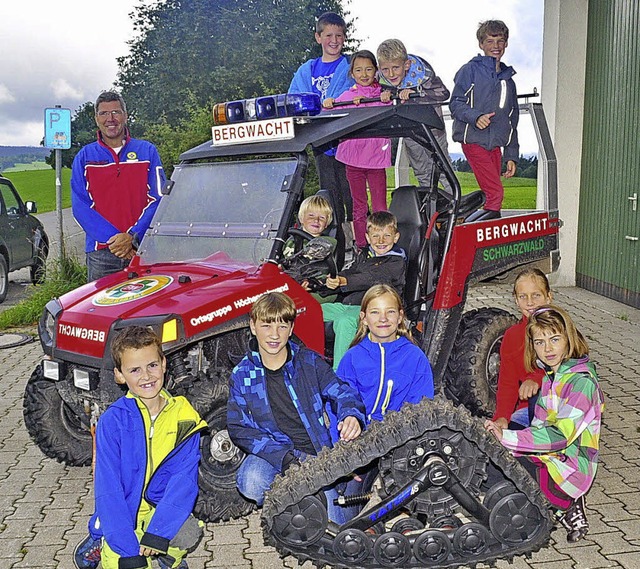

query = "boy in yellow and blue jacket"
(74, 326), (206, 569)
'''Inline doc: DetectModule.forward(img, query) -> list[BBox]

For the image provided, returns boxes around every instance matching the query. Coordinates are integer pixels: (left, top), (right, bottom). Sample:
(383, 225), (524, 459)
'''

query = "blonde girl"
(337, 284), (433, 424)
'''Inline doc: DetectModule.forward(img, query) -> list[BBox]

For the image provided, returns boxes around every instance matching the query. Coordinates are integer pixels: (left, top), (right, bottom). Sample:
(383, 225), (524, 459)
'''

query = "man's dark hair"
(95, 90), (127, 114)
(316, 12), (346, 34)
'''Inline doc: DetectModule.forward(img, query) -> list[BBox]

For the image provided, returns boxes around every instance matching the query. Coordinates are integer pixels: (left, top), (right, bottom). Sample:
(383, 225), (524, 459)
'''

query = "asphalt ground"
(1, 281), (639, 568)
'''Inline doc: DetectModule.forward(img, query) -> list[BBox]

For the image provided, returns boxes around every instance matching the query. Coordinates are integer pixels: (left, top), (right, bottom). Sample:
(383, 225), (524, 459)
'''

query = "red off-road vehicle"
(24, 97), (559, 568)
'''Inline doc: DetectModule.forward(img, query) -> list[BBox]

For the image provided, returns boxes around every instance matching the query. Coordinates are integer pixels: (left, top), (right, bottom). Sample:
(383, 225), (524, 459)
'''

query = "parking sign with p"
(44, 107), (72, 149)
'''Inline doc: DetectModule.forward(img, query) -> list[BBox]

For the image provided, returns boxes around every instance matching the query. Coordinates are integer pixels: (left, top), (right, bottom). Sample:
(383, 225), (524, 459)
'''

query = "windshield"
(138, 158), (296, 265)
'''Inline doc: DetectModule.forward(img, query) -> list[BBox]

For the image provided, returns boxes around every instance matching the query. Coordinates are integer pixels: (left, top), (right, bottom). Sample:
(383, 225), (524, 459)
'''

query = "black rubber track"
(262, 396), (553, 568)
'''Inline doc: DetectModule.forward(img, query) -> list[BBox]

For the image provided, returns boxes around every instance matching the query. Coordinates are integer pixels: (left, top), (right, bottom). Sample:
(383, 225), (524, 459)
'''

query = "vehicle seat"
(316, 189), (346, 271)
(389, 186), (427, 321)
(458, 190), (486, 221)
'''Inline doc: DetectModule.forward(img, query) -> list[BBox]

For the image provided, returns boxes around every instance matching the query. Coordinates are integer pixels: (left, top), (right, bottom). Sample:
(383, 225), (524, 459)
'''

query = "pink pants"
(462, 143), (505, 211)
(346, 165), (388, 247)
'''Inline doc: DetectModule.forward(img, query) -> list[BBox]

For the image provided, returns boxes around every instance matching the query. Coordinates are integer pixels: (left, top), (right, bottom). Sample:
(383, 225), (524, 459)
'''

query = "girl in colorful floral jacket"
(485, 305), (604, 543)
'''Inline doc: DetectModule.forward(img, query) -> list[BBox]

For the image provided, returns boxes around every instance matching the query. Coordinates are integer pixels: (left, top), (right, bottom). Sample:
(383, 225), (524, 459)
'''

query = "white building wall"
(542, 0), (589, 286)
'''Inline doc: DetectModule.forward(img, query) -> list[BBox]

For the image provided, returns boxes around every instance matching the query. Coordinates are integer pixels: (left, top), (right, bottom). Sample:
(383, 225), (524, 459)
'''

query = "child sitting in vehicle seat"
(485, 305), (604, 543)
(283, 194), (338, 301)
(227, 292), (365, 524)
(322, 210), (406, 369)
(282, 194), (335, 258)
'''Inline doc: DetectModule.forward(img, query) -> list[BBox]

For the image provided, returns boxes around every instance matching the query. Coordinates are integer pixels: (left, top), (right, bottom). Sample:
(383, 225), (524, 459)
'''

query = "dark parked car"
(0, 174), (49, 302)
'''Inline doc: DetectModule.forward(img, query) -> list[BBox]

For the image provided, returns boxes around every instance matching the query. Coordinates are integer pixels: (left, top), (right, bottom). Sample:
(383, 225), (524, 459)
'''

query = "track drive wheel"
(333, 528), (372, 564)
(490, 492), (546, 545)
(453, 522), (491, 556)
(413, 529), (452, 565)
(271, 495), (328, 547)
(373, 531), (412, 567)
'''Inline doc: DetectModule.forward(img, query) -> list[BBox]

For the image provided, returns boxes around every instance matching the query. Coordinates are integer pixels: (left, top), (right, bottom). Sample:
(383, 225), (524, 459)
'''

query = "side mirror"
(25, 201), (37, 214)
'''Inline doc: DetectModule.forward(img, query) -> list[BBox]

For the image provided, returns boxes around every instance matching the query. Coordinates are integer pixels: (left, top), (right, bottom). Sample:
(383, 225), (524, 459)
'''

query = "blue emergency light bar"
(212, 93), (321, 125)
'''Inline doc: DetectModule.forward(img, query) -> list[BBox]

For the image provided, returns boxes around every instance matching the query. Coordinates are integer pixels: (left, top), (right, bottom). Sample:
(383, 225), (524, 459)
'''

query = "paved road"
(1, 284), (639, 568)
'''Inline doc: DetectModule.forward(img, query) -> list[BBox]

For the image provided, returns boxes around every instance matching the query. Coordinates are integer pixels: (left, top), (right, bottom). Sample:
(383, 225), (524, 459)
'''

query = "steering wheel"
(283, 229), (338, 291)
(287, 227), (314, 254)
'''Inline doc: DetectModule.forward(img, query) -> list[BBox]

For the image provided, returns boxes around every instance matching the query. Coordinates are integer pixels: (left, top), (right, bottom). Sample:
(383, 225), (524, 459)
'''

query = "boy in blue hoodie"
(73, 327), (206, 569)
(450, 20), (519, 220)
(289, 12), (355, 235)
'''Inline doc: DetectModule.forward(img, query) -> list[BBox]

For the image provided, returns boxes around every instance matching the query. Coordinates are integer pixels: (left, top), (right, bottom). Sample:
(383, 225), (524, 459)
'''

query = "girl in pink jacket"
(324, 50), (392, 247)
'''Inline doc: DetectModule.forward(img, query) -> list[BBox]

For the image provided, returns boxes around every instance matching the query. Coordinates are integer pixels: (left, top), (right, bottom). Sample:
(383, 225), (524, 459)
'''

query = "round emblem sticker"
(92, 275), (173, 306)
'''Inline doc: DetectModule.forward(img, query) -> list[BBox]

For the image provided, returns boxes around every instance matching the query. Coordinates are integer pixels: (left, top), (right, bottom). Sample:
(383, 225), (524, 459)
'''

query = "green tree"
(45, 102), (97, 169)
(116, 0), (354, 128)
(144, 98), (214, 175)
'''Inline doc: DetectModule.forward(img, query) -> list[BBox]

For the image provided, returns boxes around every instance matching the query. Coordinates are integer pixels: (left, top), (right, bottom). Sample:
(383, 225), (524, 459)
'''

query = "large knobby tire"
(187, 380), (255, 522)
(444, 308), (518, 417)
(23, 365), (93, 466)
(0, 255), (8, 303)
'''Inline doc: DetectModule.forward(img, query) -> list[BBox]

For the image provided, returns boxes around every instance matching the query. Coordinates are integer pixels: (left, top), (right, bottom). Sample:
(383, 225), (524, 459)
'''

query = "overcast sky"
(0, 0), (543, 151)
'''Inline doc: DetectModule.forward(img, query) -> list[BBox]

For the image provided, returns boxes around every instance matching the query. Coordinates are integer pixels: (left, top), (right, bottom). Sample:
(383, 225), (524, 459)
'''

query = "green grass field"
(2, 168), (72, 212)
(3, 161), (51, 172)
(1, 166), (536, 215)
(387, 169), (536, 210)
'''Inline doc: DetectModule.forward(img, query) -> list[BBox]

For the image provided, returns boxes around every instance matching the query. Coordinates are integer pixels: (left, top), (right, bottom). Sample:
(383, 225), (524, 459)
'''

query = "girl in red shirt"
(493, 268), (552, 429)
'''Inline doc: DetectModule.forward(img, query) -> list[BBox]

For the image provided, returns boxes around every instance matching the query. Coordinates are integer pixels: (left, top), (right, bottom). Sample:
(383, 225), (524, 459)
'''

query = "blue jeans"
(86, 249), (130, 282)
(236, 454), (356, 524)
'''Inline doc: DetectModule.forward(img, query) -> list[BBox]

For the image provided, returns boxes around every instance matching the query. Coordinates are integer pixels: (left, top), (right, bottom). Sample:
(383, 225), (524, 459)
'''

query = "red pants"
(346, 165), (388, 247)
(462, 143), (505, 211)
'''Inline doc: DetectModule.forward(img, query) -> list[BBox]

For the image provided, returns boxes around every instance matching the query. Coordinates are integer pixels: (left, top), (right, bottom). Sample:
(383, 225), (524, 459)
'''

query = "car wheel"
(0, 255), (8, 303)
(30, 240), (48, 285)
(186, 378), (255, 522)
(23, 364), (93, 466)
(444, 308), (518, 417)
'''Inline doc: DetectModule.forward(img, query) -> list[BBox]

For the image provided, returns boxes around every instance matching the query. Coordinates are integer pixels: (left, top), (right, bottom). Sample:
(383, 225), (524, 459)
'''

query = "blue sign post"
(44, 106), (72, 260)
(44, 107), (72, 149)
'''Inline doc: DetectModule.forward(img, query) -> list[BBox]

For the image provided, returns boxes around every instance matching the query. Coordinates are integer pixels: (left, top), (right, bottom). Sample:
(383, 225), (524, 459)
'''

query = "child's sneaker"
(73, 534), (101, 569)
(559, 494), (589, 542)
(157, 554), (188, 569)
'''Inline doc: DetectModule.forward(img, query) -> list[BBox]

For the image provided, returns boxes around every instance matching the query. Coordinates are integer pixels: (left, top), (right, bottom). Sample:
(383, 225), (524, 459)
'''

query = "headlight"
(38, 298), (62, 354)
(43, 310), (55, 339)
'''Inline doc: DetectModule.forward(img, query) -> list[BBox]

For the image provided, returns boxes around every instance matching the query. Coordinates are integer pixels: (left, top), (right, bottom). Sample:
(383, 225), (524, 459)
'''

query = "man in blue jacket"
(71, 91), (165, 281)
(227, 292), (365, 524)
(450, 20), (519, 220)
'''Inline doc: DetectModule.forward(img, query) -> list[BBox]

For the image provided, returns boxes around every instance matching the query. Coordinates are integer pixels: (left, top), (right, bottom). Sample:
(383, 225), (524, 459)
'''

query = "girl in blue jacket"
(337, 284), (434, 424)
